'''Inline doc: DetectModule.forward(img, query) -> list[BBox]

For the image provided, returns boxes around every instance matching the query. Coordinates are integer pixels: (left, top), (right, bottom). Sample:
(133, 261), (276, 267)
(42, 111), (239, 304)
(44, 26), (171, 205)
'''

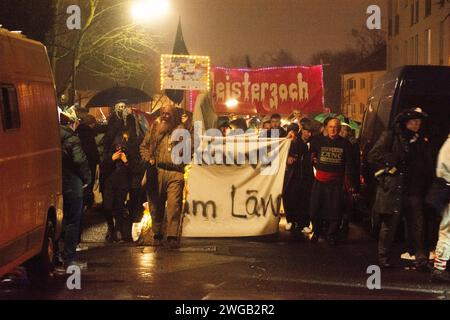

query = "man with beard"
(140, 104), (188, 248)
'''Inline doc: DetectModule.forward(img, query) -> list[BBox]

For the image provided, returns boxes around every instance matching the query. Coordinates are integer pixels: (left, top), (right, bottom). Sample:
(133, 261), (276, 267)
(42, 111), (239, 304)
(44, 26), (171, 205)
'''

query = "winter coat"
(368, 128), (433, 215)
(76, 123), (100, 169)
(60, 126), (92, 197)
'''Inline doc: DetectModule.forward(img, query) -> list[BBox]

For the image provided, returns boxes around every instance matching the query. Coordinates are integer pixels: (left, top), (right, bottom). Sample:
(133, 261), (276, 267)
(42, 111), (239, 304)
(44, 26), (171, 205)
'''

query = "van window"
(374, 79), (397, 132)
(0, 84), (21, 130)
(360, 85), (382, 145)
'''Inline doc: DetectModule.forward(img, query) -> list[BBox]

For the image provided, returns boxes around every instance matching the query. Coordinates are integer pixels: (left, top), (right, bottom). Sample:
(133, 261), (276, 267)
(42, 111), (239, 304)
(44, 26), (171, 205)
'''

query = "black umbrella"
(85, 86), (151, 108)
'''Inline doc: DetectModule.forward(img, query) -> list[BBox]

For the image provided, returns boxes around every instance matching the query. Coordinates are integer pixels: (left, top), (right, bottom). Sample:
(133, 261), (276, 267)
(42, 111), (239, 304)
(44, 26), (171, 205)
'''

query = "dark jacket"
(60, 126), (91, 197)
(283, 135), (303, 192)
(76, 123), (100, 168)
(300, 139), (314, 185)
(103, 133), (141, 190)
(367, 128), (433, 215)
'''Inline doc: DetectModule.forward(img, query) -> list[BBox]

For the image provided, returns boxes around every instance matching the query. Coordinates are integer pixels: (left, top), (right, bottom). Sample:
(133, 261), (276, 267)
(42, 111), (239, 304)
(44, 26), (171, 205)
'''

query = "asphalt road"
(1, 210), (449, 300)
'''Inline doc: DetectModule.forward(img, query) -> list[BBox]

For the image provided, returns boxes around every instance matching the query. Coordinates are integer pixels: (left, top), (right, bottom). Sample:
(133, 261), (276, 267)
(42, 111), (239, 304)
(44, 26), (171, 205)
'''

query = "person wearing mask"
(309, 118), (357, 246)
(59, 107), (91, 267)
(368, 108), (433, 270)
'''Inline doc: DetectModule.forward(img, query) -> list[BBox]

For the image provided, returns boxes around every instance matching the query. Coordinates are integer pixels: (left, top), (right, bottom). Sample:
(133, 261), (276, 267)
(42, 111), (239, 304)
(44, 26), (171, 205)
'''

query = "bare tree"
(350, 26), (387, 59)
(47, 0), (165, 104)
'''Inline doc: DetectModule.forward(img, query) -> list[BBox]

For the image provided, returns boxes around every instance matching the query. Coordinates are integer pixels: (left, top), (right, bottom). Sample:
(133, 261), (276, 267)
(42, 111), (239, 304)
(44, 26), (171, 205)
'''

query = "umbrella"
(85, 86), (152, 108)
(314, 112), (336, 123)
(336, 115), (361, 130)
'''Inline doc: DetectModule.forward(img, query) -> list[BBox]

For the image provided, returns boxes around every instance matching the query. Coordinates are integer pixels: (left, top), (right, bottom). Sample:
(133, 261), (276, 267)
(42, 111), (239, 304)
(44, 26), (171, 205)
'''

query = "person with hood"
(102, 125), (139, 242)
(60, 107), (91, 267)
(368, 108), (433, 269)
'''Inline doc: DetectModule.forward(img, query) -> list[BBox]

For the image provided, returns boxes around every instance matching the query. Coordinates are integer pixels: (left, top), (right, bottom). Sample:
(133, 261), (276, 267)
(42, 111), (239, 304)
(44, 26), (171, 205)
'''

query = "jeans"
(63, 194), (84, 264)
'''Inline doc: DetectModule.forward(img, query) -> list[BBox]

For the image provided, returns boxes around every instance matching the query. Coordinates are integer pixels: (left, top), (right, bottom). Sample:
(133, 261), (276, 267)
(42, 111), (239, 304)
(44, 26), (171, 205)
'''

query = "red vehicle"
(0, 28), (63, 283)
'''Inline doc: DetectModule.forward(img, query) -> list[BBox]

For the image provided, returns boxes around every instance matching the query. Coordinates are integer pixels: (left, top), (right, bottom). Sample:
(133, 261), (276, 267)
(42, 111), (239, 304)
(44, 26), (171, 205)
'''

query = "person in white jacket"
(432, 134), (450, 281)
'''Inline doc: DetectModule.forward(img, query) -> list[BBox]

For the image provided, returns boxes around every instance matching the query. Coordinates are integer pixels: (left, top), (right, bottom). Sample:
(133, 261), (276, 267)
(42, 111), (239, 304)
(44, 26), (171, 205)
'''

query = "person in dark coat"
(282, 123), (303, 231)
(309, 118), (357, 246)
(60, 108), (91, 267)
(268, 113), (287, 138)
(368, 108), (433, 269)
(298, 120), (315, 233)
(339, 123), (361, 235)
(102, 127), (139, 242)
(76, 114), (100, 209)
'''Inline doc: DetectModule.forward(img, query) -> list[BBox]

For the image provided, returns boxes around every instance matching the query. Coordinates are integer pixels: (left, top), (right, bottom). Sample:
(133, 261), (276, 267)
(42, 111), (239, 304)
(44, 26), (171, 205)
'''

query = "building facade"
(341, 70), (386, 122)
(387, 0), (450, 70)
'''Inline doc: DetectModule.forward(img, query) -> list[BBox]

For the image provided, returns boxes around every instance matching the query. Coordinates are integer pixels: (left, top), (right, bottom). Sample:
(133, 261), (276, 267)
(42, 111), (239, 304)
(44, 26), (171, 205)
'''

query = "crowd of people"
(58, 101), (450, 282)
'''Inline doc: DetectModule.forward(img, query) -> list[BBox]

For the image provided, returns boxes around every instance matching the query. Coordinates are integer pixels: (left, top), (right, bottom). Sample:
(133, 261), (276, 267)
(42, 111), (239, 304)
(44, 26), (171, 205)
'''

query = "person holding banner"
(309, 118), (357, 246)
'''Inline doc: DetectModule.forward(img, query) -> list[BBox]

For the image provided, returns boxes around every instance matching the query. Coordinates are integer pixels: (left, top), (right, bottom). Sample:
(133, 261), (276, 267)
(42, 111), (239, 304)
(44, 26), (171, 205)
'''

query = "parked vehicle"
(359, 65), (450, 230)
(0, 28), (63, 284)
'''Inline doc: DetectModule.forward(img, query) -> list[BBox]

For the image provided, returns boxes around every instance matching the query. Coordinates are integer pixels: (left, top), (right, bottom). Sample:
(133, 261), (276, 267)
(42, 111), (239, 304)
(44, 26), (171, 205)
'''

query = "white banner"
(182, 136), (291, 237)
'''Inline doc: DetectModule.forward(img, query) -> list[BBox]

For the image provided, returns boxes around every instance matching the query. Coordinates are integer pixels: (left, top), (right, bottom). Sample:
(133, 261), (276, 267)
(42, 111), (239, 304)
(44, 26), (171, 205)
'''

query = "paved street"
(1, 210), (449, 300)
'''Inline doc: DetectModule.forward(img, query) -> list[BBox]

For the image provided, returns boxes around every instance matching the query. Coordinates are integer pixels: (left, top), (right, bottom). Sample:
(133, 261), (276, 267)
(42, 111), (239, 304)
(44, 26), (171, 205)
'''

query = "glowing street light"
(131, 0), (170, 23)
(225, 98), (239, 109)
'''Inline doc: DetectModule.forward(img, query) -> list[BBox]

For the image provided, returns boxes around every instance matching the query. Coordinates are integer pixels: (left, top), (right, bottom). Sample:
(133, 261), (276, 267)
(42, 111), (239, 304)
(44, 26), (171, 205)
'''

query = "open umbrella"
(336, 115), (361, 130)
(85, 86), (151, 108)
(314, 112), (336, 123)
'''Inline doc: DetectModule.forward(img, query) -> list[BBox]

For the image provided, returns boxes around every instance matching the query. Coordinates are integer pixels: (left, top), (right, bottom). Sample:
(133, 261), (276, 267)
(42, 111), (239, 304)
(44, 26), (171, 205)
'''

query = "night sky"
(155, 0), (387, 66)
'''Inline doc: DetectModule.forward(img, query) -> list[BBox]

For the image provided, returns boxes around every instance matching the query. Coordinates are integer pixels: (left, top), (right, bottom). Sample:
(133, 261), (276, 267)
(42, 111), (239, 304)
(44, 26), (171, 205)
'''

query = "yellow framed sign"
(160, 54), (211, 91)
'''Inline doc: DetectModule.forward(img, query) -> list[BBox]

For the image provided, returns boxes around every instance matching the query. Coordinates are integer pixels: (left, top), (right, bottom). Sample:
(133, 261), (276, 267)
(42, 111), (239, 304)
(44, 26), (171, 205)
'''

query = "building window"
(395, 14), (400, 35)
(425, 29), (432, 64)
(403, 40), (408, 64)
(351, 104), (356, 114)
(411, 1), (419, 25)
(425, 0), (432, 17)
(388, 18), (393, 37)
(360, 78), (366, 89)
(440, 21), (445, 65)
(415, 34), (419, 64)
(347, 79), (356, 90)
(415, 0), (419, 23)
(360, 103), (366, 114)
(0, 84), (21, 130)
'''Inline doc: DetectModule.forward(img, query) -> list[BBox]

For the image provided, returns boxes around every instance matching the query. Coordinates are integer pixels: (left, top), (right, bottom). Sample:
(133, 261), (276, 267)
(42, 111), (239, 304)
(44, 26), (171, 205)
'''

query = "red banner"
(212, 65), (324, 115)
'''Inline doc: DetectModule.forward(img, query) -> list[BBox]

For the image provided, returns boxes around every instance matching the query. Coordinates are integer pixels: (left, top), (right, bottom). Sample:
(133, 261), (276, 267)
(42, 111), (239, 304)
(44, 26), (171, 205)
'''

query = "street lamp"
(131, 0), (170, 23)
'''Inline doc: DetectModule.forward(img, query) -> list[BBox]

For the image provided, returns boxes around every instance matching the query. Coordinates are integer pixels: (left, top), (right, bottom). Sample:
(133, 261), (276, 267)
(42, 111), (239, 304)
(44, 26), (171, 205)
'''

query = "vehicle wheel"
(25, 219), (56, 287)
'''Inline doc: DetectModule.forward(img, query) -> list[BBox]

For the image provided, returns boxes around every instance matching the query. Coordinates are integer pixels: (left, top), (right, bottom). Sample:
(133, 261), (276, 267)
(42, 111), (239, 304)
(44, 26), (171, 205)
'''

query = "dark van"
(359, 65), (450, 220)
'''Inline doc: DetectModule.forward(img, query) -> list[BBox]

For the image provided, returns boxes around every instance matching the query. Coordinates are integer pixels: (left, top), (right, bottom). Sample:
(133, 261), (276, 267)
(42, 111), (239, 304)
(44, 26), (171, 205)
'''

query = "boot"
(431, 268), (450, 283)
(105, 222), (115, 243)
